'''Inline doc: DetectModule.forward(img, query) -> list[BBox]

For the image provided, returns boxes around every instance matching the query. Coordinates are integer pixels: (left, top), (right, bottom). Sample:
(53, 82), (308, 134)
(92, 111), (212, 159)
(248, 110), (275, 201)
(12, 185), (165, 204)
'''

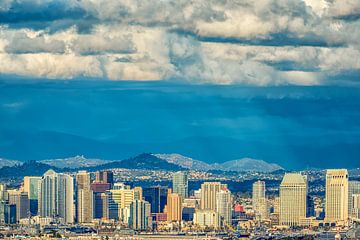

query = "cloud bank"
(0, 0), (359, 85)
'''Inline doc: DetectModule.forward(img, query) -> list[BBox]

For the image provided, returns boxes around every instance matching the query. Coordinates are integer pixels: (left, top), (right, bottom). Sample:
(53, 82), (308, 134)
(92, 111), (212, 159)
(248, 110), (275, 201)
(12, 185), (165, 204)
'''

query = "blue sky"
(0, 1), (360, 169)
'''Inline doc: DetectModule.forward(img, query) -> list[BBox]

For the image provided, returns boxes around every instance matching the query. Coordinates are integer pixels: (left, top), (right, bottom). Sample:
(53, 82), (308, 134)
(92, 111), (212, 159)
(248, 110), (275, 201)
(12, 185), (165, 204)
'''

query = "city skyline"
(0, 0), (359, 238)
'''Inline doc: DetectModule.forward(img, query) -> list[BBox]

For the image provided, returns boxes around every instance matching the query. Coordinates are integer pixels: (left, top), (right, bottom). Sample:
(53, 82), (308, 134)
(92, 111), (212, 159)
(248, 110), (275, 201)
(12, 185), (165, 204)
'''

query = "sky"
(0, 0), (360, 169)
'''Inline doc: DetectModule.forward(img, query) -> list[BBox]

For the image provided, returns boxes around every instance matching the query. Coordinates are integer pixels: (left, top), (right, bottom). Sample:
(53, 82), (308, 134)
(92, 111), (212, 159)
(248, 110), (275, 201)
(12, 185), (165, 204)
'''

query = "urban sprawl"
(0, 169), (359, 239)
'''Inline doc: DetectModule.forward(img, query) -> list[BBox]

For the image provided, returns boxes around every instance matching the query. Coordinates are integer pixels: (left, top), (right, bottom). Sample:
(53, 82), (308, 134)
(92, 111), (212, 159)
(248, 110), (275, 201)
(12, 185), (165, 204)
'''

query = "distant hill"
(155, 153), (283, 172)
(39, 155), (114, 169)
(214, 158), (283, 172)
(0, 153), (183, 179)
(0, 158), (22, 169)
(154, 153), (212, 171)
(0, 161), (61, 179)
(87, 153), (184, 171)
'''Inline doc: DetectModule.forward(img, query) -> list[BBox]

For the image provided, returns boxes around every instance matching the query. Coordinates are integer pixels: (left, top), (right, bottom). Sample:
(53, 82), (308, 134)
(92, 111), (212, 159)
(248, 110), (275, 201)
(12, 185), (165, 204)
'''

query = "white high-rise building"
(193, 209), (220, 229)
(172, 171), (188, 198)
(38, 170), (74, 223)
(253, 181), (265, 200)
(279, 173), (307, 226)
(252, 181), (268, 220)
(325, 169), (348, 222)
(201, 182), (227, 210)
(216, 187), (232, 225)
(110, 183), (135, 222)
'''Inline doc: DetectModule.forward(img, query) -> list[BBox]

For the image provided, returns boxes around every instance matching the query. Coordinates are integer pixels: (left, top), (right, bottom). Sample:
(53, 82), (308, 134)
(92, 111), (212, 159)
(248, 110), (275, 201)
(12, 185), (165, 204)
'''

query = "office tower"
(110, 183), (135, 221)
(200, 182), (227, 210)
(172, 171), (188, 198)
(143, 186), (168, 213)
(134, 187), (143, 200)
(193, 209), (220, 229)
(38, 170), (74, 223)
(352, 194), (360, 218)
(252, 180), (268, 220)
(76, 171), (93, 223)
(8, 190), (30, 221)
(23, 176), (41, 215)
(325, 169), (349, 222)
(0, 183), (7, 201)
(279, 173), (307, 226)
(253, 180), (265, 200)
(0, 201), (16, 224)
(95, 170), (114, 185)
(216, 187), (232, 225)
(348, 181), (360, 217)
(166, 189), (182, 222)
(93, 192), (112, 219)
(129, 199), (152, 230)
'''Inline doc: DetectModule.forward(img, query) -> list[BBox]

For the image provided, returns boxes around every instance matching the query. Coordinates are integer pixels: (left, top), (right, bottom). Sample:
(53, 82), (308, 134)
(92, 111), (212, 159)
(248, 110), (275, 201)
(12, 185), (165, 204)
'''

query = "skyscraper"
(95, 171), (114, 186)
(348, 181), (360, 217)
(0, 183), (7, 201)
(325, 169), (348, 222)
(38, 170), (74, 223)
(129, 199), (152, 230)
(279, 173), (307, 226)
(172, 171), (188, 198)
(8, 190), (29, 222)
(253, 181), (265, 200)
(134, 187), (143, 201)
(76, 171), (93, 223)
(351, 194), (360, 219)
(110, 183), (135, 221)
(23, 176), (41, 216)
(252, 180), (268, 220)
(216, 187), (232, 225)
(143, 186), (168, 213)
(166, 189), (182, 222)
(200, 182), (227, 210)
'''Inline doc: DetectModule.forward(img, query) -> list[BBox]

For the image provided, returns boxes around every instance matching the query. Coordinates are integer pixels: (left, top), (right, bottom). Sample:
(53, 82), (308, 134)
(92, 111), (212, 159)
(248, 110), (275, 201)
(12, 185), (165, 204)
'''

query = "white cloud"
(0, 0), (359, 85)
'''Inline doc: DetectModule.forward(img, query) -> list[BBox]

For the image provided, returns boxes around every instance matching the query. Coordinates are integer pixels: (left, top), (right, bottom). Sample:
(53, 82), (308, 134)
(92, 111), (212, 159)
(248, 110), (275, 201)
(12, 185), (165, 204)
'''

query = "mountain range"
(0, 153), (283, 179)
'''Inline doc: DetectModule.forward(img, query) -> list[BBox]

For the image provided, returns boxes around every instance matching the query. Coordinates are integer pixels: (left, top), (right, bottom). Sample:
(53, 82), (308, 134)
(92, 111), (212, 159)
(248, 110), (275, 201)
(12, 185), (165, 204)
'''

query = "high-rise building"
(0, 183), (7, 201)
(172, 172), (188, 198)
(351, 194), (360, 219)
(110, 183), (135, 221)
(134, 187), (143, 200)
(325, 169), (348, 222)
(23, 176), (41, 216)
(0, 201), (16, 224)
(166, 189), (182, 222)
(253, 181), (266, 200)
(8, 190), (29, 222)
(216, 187), (232, 225)
(252, 181), (268, 220)
(200, 182), (227, 210)
(93, 192), (112, 220)
(348, 181), (360, 217)
(129, 199), (152, 230)
(193, 209), (220, 229)
(143, 186), (168, 213)
(279, 173), (307, 226)
(38, 170), (74, 223)
(76, 171), (93, 223)
(95, 171), (114, 186)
